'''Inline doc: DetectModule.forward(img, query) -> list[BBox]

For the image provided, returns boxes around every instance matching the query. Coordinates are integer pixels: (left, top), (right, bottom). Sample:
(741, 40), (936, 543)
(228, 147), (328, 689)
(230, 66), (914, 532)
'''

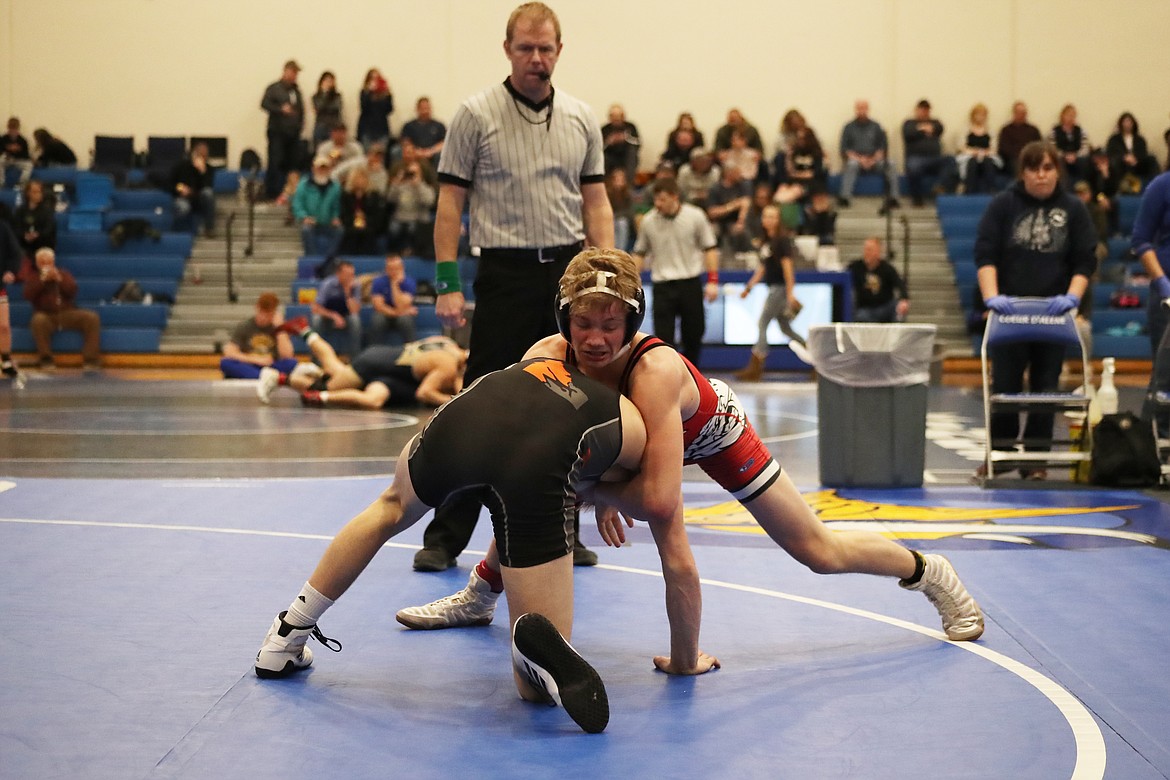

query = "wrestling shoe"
(2, 359), (19, 378)
(395, 568), (499, 629)
(277, 315), (311, 337)
(254, 611), (342, 679)
(900, 554), (985, 641)
(573, 541), (598, 567)
(300, 390), (325, 408)
(256, 366), (280, 404)
(512, 612), (609, 734)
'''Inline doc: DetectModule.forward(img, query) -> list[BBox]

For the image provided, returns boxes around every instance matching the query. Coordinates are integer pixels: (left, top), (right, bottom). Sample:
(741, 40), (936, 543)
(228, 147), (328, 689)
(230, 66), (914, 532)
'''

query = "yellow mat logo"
(684, 490), (1159, 545)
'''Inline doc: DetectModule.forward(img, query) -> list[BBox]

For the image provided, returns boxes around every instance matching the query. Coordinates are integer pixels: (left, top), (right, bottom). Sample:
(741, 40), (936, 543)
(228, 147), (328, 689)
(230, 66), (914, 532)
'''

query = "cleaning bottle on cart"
(1097, 357), (1119, 416)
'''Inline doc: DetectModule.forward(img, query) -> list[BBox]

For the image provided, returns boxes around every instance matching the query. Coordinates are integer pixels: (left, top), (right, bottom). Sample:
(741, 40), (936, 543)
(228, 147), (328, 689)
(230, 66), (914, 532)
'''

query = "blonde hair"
(560, 248), (642, 318)
(506, 2), (560, 42)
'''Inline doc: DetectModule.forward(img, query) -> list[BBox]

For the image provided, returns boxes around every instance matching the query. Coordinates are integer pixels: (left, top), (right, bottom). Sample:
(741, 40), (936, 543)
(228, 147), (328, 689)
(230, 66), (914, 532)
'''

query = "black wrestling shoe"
(511, 612), (608, 733)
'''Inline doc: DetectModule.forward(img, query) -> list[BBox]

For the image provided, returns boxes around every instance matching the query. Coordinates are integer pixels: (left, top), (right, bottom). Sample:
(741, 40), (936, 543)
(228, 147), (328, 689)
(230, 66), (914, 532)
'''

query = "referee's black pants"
(651, 275), (706, 368)
(420, 250), (576, 560)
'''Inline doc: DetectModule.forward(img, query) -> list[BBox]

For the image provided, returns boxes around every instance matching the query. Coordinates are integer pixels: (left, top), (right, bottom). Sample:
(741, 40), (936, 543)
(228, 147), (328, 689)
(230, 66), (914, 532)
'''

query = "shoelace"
(311, 625), (343, 653)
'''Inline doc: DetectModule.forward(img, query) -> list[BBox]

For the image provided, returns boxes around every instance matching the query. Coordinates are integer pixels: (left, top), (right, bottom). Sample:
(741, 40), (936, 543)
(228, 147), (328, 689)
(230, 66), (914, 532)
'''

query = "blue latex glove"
(984, 295), (1014, 314)
(1046, 294), (1080, 315)
(1153, 276), (1170, 301)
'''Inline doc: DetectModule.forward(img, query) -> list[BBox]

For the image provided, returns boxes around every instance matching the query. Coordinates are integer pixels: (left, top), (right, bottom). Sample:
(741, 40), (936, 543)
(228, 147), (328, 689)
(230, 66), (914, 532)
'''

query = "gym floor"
(2, 368), (1167, 779)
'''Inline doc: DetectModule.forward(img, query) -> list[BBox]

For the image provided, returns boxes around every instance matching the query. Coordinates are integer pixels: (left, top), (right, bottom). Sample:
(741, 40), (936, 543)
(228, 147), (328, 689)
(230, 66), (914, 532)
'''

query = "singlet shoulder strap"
(619, 336), (671, 396)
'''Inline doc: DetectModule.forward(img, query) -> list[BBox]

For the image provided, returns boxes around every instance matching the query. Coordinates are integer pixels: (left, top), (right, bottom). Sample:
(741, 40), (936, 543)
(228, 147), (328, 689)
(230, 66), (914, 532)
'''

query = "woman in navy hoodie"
(974, 140), (1097, 479)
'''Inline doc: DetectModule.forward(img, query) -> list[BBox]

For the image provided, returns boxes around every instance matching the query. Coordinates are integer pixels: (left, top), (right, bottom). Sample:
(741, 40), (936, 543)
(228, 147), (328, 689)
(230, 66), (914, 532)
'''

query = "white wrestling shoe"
(254, 611), (341, 679)
(512, 612), (609, 734)
(395, 568), (499, 630)
(256, 367), (280, 404)
(900, 554), (985, 641)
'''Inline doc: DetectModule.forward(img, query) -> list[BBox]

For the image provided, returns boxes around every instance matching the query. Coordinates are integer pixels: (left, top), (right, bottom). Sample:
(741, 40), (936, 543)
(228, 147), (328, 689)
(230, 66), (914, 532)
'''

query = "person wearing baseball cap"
(261, 59), (305, 200)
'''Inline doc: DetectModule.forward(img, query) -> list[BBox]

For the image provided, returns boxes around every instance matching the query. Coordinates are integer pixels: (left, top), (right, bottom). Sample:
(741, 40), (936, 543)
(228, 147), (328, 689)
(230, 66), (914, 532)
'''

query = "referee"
(416, 1), (615, 572)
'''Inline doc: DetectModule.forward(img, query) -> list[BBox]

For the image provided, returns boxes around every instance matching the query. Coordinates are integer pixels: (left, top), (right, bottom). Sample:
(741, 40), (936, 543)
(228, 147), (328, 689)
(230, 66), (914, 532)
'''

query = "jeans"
(854, 300), (899, 323)
(173, 188), (216, 234)
(367, 311), (417, 346)
(905, 155), (957, 200)
(312, 312), (362, 358)
(300, 223), (342, 256)
(839, 159), (900, 201)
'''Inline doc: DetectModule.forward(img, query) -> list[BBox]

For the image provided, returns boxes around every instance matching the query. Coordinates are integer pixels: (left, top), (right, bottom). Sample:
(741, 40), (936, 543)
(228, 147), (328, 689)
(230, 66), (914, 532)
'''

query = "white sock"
(285, 582), (334, 627)
(319, 391), (330, 403)
(304, 332), (320, 346)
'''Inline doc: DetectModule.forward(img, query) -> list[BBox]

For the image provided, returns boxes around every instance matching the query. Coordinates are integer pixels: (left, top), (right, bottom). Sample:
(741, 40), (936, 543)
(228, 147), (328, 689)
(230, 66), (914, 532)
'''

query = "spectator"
(601, 103), (640, 181)
(661, 112), (704, 171)
(357, 68), (394, 151)
(1105, 112), (1158, 187)
(311, 71), (343, 148)
(633, 178), (719, 367)
(975, 140), (1095, 480)
(956, 103), (1002, 194)
(1048, 103), (1092, 186)
(0, 220), (20, 379)
(713, 108), (764, 158)
(997, 100), (1041, 178)
(605, 168), (636, 252)
(784, 126), (828, 190)
(399, 97), (446, 168)
(1086, 148), (1120, 236)
(722, 129), (761, 183)
(367, 254), (418, 346)
(31, 128), (77, 168)
(219, 292), (298, 380)
(387, 138), (438, 187)
(744, 181), (778, 247)
(11, 179), (57, 256)
(260, 59), (305, 201)
(339, 166), (388, 255)
(23, 247), (101, 370)
(293, 156), (343, 256)
(333, 142), (389, 195)
(838, 99), (901, 213)
(706, 163), (753, 261)
(315, 122), (364, 169)
(1, 117), (32, 187)
(901, 99), (956, 206)
(770, 108), (808, 186)
(676, 147), (720, 209)
(311, 259), (362, 358)
(385, 156), (437, 256)
(171, 141), (216, 237)
(847, 236), (909, 322)
(800, 185), (838, 246)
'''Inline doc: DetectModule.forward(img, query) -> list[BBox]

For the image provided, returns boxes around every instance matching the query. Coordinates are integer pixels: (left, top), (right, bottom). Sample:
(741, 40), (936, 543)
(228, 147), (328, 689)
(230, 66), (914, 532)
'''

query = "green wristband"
(434, 261), (461, 295)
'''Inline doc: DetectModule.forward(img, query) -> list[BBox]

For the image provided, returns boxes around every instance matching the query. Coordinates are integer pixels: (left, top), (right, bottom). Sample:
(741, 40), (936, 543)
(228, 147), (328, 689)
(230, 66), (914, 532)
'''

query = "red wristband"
(706, 272), (718, 285)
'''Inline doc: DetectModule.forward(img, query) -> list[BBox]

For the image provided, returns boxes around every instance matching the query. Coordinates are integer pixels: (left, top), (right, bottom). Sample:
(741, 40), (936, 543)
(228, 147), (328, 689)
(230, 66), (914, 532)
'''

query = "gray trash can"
(808, 323), (937, 487)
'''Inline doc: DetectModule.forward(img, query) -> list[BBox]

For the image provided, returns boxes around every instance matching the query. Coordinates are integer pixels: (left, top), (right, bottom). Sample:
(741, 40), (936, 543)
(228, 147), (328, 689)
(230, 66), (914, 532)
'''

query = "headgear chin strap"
(556, 270), (646, 345)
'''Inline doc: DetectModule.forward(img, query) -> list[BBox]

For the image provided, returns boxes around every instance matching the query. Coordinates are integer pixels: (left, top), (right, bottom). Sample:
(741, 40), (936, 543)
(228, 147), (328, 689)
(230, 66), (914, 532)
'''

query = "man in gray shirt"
(838, 99), (901, 214)
(634, 179), (719, 366)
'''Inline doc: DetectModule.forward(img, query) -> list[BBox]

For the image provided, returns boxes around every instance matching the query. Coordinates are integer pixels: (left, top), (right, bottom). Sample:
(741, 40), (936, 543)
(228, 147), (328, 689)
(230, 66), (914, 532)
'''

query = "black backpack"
(1090, 412), (1162, 487)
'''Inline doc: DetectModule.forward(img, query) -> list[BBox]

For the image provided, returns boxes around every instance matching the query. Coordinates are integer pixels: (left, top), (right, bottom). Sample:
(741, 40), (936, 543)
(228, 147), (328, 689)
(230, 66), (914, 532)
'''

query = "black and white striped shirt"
(438, 79), (604, 250)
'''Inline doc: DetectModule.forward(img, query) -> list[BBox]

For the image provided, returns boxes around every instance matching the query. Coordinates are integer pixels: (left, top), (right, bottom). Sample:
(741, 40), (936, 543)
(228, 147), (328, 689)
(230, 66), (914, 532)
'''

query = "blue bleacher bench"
(7, 301), (168, 329)
(58, 254), (187, 281)
(935, 194), (993, 220)
(102, 208), (174, 233)
(11, 327), (162, 354)
(57, 230), (193, 257)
